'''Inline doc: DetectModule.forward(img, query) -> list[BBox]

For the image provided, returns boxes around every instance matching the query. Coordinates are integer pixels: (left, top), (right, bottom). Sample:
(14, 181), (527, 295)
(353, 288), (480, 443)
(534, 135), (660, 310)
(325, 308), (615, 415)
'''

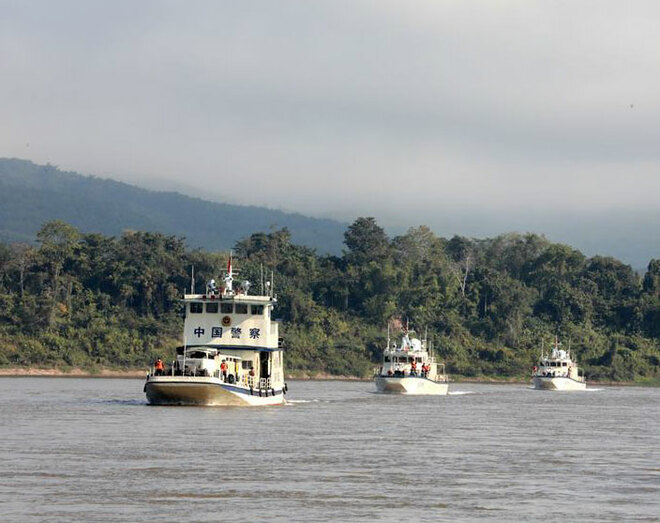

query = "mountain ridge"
(0, 158), (347, 253)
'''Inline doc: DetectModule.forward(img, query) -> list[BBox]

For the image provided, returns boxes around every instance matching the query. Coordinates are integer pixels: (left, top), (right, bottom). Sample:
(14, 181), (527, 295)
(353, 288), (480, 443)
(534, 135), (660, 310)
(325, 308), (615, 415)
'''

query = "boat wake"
(448, 390), (476, 396)
(97, 399), (148, 406)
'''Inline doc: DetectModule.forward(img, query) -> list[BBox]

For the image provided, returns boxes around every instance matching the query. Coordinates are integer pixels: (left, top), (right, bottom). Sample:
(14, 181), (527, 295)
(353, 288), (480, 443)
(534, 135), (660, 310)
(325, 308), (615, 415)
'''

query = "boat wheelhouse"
(531, 338), (586, 391)
(144, 258), (286, 406)
(374, 328), (449, 395)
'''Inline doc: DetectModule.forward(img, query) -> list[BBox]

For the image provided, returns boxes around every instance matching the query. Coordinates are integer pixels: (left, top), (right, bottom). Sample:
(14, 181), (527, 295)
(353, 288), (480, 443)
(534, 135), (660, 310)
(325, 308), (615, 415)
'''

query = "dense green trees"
(0, 219), (658, 382)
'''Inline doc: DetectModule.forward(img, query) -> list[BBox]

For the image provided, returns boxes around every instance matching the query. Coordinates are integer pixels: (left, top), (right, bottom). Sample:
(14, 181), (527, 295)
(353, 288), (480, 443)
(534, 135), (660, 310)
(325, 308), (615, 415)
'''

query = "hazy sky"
(1, 1), (659, 260)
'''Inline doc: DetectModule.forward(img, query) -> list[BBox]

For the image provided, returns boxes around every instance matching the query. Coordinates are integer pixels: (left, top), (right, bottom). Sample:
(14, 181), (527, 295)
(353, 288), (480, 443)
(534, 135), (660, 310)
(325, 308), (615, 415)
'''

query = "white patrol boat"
(532, 338), (586, 391)
(144, 257), (286, 406)
(374, 327), (449, 395)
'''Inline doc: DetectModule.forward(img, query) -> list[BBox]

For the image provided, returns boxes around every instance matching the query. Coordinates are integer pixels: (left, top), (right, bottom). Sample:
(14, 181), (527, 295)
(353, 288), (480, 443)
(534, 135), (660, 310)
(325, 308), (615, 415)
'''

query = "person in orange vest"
(220, 360), (228, 381)
(154, 358), (164, 376)
(411, 360), (417, 376)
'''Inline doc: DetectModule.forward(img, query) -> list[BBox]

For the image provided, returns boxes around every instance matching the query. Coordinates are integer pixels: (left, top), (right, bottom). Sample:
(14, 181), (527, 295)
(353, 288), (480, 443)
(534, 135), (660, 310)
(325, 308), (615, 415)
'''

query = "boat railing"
(376, 366), (449, 382)
(148, 363), (176, 377)
(237, 374), (271, 390)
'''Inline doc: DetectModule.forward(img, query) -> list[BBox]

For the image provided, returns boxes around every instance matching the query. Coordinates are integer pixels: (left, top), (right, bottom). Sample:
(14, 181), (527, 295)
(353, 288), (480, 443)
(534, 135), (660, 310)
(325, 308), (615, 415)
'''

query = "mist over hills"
(0, 158), (347, 253)
(0, 158), (657, 269)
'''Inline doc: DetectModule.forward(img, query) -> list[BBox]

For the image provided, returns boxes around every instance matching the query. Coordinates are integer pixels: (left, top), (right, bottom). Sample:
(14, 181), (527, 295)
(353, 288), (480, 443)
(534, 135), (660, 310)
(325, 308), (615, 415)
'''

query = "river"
(0, 378), (658, 521)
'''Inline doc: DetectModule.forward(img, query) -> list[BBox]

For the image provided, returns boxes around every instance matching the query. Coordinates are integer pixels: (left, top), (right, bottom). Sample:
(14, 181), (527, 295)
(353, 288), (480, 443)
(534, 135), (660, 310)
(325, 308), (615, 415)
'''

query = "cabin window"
(241, 361), (253, 369)
(384, 356), (391, 362)
(416, 357), (422, 363)
(190, 302), (203, 314)
(206, 303), (218, 313)
(235, 303), (248, 314)
(220, 303), (233, 314)
(251, 305), (264, 315)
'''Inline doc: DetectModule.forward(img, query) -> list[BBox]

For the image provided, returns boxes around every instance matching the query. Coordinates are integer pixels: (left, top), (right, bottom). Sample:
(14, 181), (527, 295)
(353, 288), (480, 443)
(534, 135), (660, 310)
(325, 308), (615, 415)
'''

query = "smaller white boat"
(374, 327), (448, 395)
(532, 338), (586, 391)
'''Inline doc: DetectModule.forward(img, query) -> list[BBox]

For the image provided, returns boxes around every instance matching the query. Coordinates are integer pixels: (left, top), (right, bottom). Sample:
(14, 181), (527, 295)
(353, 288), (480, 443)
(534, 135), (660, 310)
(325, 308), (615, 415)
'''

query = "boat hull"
(374, 376), (448, 395)
(532, 376), (586, 391)
(145, 376), (285, 406)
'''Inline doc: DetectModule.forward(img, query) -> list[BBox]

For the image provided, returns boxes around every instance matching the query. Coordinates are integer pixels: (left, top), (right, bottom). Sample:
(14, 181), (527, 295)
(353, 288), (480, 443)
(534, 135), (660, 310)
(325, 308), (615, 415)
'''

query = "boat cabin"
(155, 262), (285, 392)
(378, 333), (446, 381)
(534, 344), (584, 382)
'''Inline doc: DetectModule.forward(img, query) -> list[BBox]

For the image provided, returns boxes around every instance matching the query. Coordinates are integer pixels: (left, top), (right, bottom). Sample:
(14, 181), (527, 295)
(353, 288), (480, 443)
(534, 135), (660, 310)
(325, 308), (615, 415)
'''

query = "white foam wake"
(448, 390), (476, 396)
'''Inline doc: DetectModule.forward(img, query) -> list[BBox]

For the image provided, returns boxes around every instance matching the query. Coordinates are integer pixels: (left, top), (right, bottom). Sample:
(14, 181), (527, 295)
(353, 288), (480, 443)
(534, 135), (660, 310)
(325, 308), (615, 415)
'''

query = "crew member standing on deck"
(154, 358), (164, 376)
(220, 360), (228, 381)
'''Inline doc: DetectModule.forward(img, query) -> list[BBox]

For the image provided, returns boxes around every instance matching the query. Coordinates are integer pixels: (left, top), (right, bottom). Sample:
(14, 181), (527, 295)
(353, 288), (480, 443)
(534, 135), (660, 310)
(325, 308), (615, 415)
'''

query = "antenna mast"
(190, 265), (195, 294)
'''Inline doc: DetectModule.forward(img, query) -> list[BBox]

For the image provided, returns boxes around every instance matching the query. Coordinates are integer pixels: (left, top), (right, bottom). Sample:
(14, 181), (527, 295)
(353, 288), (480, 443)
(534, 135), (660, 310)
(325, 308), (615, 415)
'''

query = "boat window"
(190, 302), (203, 314)
(384, 356), (391, 362)
(241, 361), (253, 369)
(416, 357), (423, 363)
(235, 303), (248, 314)
(220, 303), (233, 313)
(251, 305), (264, 315)
(206, 302), (218, 313)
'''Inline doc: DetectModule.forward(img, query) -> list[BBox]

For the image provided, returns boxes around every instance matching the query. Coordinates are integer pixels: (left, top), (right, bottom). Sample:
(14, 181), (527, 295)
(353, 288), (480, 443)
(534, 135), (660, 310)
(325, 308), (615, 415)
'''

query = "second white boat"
(374, 328), (448, 395)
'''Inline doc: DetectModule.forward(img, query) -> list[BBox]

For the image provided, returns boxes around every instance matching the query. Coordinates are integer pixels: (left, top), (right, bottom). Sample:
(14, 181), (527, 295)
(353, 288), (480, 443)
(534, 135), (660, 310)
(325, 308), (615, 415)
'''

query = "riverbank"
(1, 366), (657, 386)
(0, 367), (146, 378)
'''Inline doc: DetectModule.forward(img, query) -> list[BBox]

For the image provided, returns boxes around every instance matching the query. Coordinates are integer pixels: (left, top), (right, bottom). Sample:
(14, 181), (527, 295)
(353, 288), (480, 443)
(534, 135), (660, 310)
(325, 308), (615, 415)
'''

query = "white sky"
(1, 0), (660, 262)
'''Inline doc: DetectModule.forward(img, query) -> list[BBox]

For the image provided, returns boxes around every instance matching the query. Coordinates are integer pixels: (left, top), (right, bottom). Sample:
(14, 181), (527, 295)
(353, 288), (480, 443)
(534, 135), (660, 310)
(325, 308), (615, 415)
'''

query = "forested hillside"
(0, 158), (345, 253)
(0, 219), (659, 382)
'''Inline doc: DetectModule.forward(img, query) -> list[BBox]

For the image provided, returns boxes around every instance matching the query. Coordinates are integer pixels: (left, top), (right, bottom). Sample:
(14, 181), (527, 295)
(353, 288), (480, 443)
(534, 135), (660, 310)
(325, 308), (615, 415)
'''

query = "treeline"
(0, 219), (659, 382)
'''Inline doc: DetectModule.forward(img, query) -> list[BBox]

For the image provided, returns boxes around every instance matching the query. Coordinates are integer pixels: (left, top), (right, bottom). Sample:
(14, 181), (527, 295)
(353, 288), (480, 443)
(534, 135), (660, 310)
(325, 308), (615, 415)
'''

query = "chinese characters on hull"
(193, 326), (261, 340)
